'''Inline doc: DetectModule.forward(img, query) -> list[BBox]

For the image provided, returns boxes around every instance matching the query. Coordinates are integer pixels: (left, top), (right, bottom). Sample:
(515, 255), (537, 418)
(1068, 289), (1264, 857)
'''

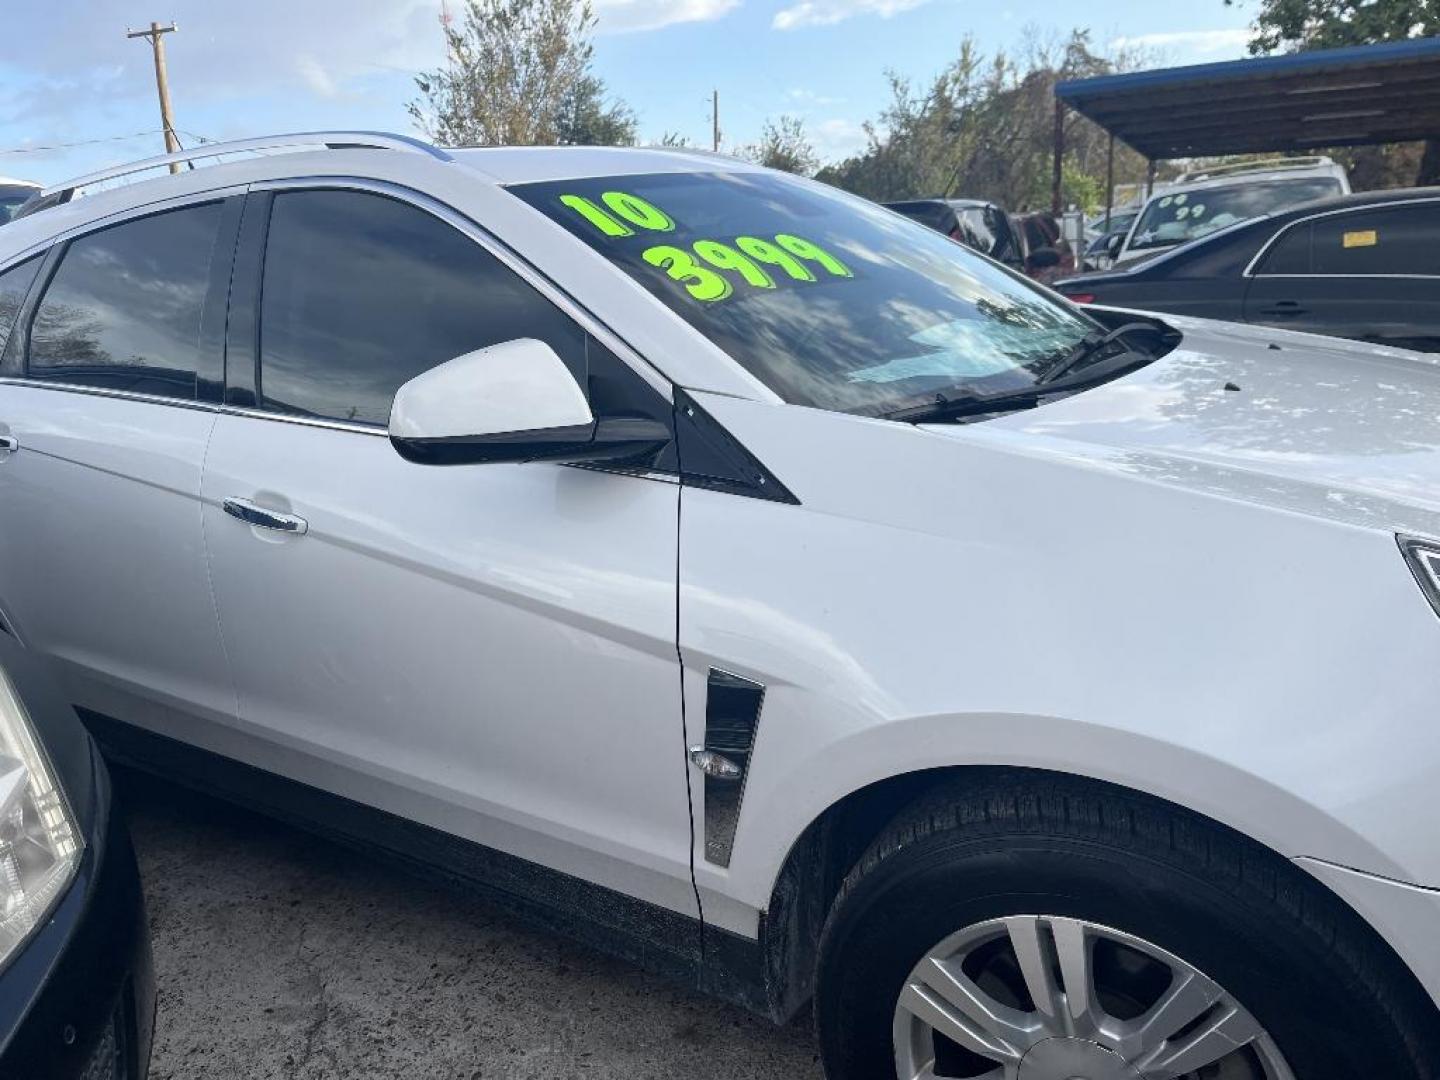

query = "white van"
(1112, 156), (1350, 265)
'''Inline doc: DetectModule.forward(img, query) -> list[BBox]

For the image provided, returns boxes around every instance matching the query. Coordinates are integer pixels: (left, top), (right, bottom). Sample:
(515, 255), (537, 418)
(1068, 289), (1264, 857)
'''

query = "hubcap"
(891, 916), (1295, 1080)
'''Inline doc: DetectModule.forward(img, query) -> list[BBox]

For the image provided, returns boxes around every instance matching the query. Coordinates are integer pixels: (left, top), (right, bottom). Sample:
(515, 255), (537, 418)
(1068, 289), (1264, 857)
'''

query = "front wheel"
(814, 774), (1440, 1080)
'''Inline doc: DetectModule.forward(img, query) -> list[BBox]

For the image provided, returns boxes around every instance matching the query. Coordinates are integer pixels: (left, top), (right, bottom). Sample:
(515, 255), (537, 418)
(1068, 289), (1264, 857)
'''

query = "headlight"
(0, 665), (81, 968)
(1399, 534), (1440, 618)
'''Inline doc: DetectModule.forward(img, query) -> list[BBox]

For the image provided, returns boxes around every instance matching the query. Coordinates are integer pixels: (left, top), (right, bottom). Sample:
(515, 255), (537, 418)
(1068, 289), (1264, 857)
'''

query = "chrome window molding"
(0, 377), (223, 415)
(217, 406), (388, 438)
(1243, 195), (1440, 278)
(0, 377), (389, 436)
(246, 175), (675, 401)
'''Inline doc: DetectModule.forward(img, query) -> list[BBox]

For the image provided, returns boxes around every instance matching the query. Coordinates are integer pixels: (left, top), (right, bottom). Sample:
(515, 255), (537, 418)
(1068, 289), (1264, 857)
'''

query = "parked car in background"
(0, 636), (153, 1079)
(3, 133), (1440, 1080)
(886, 199), (1077, 283)
(1108, 156), (1350, 267)
(1083, 207), (1138, 270)
(1056, 187), (1440, 352)
(884, 197), (1025, 272)
(0, 179), (39, 225)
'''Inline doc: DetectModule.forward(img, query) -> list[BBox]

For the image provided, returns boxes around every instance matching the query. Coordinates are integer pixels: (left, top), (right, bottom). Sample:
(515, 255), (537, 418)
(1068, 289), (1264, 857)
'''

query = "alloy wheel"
(892, 915), (1295, 1080)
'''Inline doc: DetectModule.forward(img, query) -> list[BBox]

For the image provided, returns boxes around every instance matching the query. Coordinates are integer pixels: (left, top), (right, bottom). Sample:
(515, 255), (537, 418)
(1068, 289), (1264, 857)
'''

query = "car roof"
(447, 145), (760, 184)
(0, 177), (39, 189)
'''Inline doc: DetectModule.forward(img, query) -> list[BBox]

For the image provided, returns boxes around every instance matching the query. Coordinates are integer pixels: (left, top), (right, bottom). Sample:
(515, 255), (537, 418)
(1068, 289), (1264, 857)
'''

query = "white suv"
(1, 133), (1438, 1080)
(1113, 156), (1350, 266)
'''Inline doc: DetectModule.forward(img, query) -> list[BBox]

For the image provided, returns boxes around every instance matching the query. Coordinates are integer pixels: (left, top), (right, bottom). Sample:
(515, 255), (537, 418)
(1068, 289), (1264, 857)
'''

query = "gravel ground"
(118, 773), (822, 1080)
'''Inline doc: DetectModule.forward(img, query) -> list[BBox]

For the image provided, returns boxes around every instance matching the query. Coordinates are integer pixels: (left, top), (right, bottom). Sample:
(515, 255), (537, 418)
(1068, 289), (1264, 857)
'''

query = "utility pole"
(712, 89), (719, 152)
(439, 0), (455, 74)
(126, 22), (181, 173)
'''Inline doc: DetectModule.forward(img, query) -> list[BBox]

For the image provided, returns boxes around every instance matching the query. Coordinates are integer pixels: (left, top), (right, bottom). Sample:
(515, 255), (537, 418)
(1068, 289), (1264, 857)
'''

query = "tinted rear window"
(1311, 204), (1440, 275)
(0, 256), (40, 363)
(28, 202), (223, 399)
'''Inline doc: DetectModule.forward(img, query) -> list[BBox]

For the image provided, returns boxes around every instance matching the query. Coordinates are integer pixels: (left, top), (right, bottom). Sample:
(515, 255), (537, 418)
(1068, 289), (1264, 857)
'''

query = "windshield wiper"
(1037, 321), (1164, 385)
(884, 387), (1045, 425)
(885, 346), (1155, 426)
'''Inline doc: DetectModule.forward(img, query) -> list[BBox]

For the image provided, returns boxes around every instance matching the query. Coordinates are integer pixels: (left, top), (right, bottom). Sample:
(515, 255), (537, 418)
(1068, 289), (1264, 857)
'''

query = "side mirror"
(1026, 246), (1061, 271)
(389, 338), (670, 466)
(1105, 232), (1125, 258)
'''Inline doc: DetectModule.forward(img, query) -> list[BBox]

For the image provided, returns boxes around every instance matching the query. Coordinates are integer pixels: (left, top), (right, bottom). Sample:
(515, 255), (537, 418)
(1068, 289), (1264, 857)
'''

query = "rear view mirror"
(389, 338), (670, 466)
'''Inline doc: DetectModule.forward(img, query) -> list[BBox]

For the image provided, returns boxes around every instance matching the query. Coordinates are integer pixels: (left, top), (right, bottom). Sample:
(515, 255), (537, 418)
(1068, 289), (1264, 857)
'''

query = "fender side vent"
(696, 668), (766, 868)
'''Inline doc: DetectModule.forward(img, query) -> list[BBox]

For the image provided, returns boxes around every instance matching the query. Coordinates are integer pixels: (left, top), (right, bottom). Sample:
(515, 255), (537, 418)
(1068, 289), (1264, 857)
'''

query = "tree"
(554, 74), (638, 146)
(743, 116), (820, 175)
(815, 30), (1150, 207)
(1230, 0), (1440, 184)
(408, 0), (635, 147)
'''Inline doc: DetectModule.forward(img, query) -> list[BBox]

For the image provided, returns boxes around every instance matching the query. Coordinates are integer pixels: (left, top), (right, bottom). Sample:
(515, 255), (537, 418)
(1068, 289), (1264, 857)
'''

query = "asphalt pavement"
(118, 774), (822, 1079)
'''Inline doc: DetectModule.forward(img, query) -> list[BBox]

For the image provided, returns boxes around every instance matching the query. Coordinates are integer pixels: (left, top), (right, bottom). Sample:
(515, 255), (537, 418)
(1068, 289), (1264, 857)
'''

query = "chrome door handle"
(222, 498), (308, 535)
(0, 435), (17, 453)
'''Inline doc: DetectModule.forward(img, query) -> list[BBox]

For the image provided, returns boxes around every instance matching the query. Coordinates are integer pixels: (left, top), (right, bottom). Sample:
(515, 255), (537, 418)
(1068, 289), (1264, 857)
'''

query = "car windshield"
(0, 188), (35, 224)
(1128, 177), (1342, 252)
(510, 171), (1096, 416)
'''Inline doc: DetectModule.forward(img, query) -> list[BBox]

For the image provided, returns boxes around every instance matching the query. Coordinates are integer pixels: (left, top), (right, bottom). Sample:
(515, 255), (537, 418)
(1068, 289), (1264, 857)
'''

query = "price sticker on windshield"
(556, 189), (852, 303)
(1343, 229), (1378, 249)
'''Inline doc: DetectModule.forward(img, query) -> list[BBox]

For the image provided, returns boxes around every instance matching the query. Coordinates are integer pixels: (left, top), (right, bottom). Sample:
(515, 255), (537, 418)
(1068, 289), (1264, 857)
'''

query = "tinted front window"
(28, 202), (221, 399)
(1311, 204), (1440, 276)
(512, 172), (1095, 416)
(1129, 178), (1342, 252)
(258, 189), (586, 425)
(0, 256), (40, 362)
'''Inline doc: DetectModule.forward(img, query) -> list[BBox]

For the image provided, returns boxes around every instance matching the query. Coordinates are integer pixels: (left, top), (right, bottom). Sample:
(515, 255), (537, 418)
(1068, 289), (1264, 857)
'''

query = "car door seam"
(197, 412), (242, 723)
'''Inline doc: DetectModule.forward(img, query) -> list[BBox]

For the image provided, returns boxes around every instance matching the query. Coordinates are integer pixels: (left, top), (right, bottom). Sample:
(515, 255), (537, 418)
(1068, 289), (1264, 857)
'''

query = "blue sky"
(0, 0), (1256, 186)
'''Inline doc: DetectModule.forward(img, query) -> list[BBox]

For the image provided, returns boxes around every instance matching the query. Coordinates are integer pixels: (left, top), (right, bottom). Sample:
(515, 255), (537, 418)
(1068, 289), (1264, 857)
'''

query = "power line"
(0, 130), (167, 155)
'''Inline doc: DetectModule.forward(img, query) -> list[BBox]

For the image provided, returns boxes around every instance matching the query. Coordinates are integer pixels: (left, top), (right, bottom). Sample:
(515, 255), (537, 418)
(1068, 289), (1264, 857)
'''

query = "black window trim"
(1244, 196), (1440, 279)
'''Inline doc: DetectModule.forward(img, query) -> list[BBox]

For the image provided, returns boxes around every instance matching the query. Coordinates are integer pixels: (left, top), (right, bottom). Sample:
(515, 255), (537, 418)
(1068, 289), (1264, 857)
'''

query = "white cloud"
(1111, 28), (1251, 55)
(772, 0), (929, 30)
(2, 0), (443, 120)
(593, 0), (740, 33)
(296, 54), (343, 99)
(811, 117), (867, 161)
(785, 88), (845, 107)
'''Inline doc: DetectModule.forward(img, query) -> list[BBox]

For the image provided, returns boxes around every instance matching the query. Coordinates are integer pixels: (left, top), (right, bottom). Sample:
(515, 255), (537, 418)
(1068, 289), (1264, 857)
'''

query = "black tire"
(814, 772), (1440, 1080)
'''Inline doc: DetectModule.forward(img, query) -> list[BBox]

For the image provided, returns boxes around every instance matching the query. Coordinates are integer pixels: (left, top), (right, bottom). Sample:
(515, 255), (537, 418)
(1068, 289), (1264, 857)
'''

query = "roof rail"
(27, 131), (451, 211)
(1175, 156), (1335, 183)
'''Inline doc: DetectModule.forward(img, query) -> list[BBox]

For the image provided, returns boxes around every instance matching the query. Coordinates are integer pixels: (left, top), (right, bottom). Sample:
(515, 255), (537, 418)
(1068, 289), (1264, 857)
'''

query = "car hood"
(958, 314), (1440, 538)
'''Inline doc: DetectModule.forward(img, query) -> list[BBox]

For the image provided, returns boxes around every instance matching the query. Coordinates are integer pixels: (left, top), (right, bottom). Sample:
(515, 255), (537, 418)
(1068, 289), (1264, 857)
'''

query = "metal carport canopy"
(1054, 36), (1440, 161)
